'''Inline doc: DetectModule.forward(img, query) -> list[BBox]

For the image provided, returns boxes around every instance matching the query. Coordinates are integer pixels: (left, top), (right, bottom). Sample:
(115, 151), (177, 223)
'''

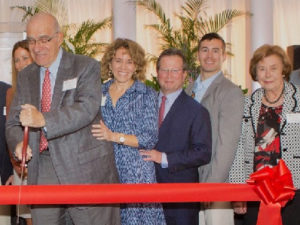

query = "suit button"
(283, 148), (287, 152)
(245, 119), (248, 122)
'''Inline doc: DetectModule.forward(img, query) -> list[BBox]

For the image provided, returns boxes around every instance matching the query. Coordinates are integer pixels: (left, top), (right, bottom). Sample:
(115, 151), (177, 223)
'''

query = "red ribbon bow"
(247, 160), (296, 225)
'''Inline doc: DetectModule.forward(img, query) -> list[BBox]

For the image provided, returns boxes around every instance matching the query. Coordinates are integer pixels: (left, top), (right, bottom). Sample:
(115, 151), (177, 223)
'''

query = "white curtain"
(274, 0), (300, 50)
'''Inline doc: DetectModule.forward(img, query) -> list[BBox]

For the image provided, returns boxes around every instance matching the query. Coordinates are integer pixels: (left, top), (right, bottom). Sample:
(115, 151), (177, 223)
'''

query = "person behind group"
(186, 32), (244, 225)
(6, 12), (120, 225)
(91, 38), (166, 225)
(7, 40), (33, 111)
(139, 48), (212, 225)
(0, 81), (13, 225)
(289, 68), (300, 85)
(6, 40), (33, 225)
(229, 44), (300, 225)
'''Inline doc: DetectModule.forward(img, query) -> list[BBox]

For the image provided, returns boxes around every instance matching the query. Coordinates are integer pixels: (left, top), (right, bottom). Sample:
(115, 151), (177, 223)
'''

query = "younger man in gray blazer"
(186, 32), (244, 225)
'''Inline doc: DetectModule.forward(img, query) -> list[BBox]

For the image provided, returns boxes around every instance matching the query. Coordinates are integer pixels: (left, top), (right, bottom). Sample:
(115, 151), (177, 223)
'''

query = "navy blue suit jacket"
(155, 90), (211, 225)
(155, 90), (212, 183)
(0, 81), (12, 185)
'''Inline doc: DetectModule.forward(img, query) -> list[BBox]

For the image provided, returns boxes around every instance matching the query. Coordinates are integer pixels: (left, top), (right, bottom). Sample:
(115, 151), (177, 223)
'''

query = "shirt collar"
(194, 71), (221, 91)
(159, 88), (182, 103)
(40, 47), (63, 76)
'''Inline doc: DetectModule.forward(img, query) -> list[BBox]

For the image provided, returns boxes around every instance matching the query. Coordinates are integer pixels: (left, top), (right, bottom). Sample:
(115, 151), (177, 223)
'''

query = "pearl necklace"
(263, 86), (285, 105)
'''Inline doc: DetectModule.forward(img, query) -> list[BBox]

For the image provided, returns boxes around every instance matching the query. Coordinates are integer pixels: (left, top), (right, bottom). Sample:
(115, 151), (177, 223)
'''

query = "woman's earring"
(132, 71), (137, 79)
(109, 69), (113, 78)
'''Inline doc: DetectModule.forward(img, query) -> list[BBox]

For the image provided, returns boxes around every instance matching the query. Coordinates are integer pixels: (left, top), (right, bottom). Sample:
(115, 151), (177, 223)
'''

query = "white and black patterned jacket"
(229, 81), (300, 189)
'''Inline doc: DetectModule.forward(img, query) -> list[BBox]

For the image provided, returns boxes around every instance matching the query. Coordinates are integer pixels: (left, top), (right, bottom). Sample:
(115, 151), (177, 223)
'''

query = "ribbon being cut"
(1, 126), (295, 225)
(0, 161), (295, 225)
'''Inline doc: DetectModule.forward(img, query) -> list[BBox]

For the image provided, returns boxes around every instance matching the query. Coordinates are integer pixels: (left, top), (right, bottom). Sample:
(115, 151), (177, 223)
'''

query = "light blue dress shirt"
(192, 71), (221, 103)
(40, 48), (63, 133)
(159, 88), (182, 168)
(39, 48), (63, 98)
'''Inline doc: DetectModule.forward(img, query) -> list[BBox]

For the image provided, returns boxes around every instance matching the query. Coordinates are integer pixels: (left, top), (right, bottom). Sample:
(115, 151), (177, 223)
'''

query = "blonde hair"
(101, 38), (147, 81)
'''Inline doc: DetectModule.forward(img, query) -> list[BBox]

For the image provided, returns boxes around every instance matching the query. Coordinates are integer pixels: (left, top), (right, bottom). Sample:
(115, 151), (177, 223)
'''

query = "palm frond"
(35, 0), (67, 25)
(181, 0), (207, 20)
(62, 18), (111, 57)
(135, 0), (170, 27)
(145, 24), (176, 47)
(135, 0), (249, 86)
(198, 9), (245, 35)
(11, 6), (39, 21)
(135, 0), (174, 46)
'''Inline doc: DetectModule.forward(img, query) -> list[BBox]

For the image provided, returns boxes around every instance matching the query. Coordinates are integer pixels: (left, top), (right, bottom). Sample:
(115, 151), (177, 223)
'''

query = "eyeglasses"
(159, 68), (183, 75)
(27, 32), (58, 46)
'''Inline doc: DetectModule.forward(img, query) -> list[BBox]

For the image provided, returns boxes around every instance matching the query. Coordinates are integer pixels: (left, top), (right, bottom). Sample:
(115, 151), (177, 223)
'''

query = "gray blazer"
(186, 73), (244, 182)
(229, 82), (300, 189)
(6, 49), (119, 185)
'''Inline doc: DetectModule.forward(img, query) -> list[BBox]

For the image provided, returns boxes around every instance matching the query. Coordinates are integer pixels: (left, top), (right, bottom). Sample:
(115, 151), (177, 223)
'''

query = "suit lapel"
(280, 82), (297, 131)
(51, 50), (73, 109)
(160, 91), (185, 129)
(249, 89), (263, 135)
(28, 64), (41, 110)
(200, 73), (224, 103)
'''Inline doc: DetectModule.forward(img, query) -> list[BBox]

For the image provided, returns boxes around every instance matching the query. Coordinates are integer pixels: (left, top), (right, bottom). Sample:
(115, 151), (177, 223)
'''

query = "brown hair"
(156, 48), (187, 72)
(198, 32), (226, 52)
(101, 38), (147, 81)
(11, 40), (30, 93)
(249, 44), (292, 81)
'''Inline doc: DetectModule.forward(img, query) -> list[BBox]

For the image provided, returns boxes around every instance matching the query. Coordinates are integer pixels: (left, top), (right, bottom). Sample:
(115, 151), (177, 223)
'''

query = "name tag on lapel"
(286, 113), (300, 123)
(62, 78), (77, 91)
(3, 106), (6, 116)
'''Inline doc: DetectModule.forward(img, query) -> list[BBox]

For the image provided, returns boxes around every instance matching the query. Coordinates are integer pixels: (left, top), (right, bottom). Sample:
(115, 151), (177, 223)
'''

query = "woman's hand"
(139, 149), (162, 164)
(232, 201), (247, 214)
(91, 120), (114, 142)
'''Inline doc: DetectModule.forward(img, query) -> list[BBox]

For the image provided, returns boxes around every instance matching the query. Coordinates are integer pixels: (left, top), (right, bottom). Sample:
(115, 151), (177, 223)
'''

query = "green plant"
(135, 0), (248, 87)
(62, 19), (111, 57)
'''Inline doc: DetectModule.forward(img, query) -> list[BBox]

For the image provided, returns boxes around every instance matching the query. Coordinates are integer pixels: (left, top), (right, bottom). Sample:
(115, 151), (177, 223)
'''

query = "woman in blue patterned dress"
(92, 38), (166, 225)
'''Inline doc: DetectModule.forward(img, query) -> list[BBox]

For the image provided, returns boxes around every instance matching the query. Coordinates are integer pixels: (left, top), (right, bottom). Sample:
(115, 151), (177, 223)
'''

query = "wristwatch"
(119, 135), (125, 144)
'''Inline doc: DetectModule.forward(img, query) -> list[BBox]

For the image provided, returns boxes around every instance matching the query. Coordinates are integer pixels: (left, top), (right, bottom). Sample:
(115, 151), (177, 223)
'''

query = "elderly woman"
(229, 44), (300, 225)
(92, 38), (166, 225)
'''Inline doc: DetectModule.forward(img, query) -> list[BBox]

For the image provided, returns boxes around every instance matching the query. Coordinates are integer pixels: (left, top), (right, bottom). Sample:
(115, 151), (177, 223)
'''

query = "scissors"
(17, 126), (29, 225)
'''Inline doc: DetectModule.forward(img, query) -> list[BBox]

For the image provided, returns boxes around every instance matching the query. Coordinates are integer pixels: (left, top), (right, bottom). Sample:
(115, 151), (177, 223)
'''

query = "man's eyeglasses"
(159, 68), (183, 75)
(27, 32), (58, 46)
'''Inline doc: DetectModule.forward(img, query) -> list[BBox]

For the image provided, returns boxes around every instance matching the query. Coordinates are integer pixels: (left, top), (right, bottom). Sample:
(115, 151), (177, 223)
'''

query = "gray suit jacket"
(186, 73), (244, 182)
(290, 69), (300, 86)
(6, 49), (119, 185)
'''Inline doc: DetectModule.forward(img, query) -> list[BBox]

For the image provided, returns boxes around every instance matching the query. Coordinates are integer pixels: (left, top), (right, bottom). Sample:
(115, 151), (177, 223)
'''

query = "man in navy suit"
(140, 48), (212, 225)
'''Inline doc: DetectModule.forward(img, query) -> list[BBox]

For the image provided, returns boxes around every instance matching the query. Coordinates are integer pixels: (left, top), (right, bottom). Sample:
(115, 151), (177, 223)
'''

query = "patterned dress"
(101, 79), (166, 225)
(254, 104), (282, 171)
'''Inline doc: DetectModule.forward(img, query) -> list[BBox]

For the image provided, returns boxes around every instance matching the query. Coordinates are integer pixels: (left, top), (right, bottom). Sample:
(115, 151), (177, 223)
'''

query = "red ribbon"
(0, 183), (259, 205)
(247, 160), (296, 225)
